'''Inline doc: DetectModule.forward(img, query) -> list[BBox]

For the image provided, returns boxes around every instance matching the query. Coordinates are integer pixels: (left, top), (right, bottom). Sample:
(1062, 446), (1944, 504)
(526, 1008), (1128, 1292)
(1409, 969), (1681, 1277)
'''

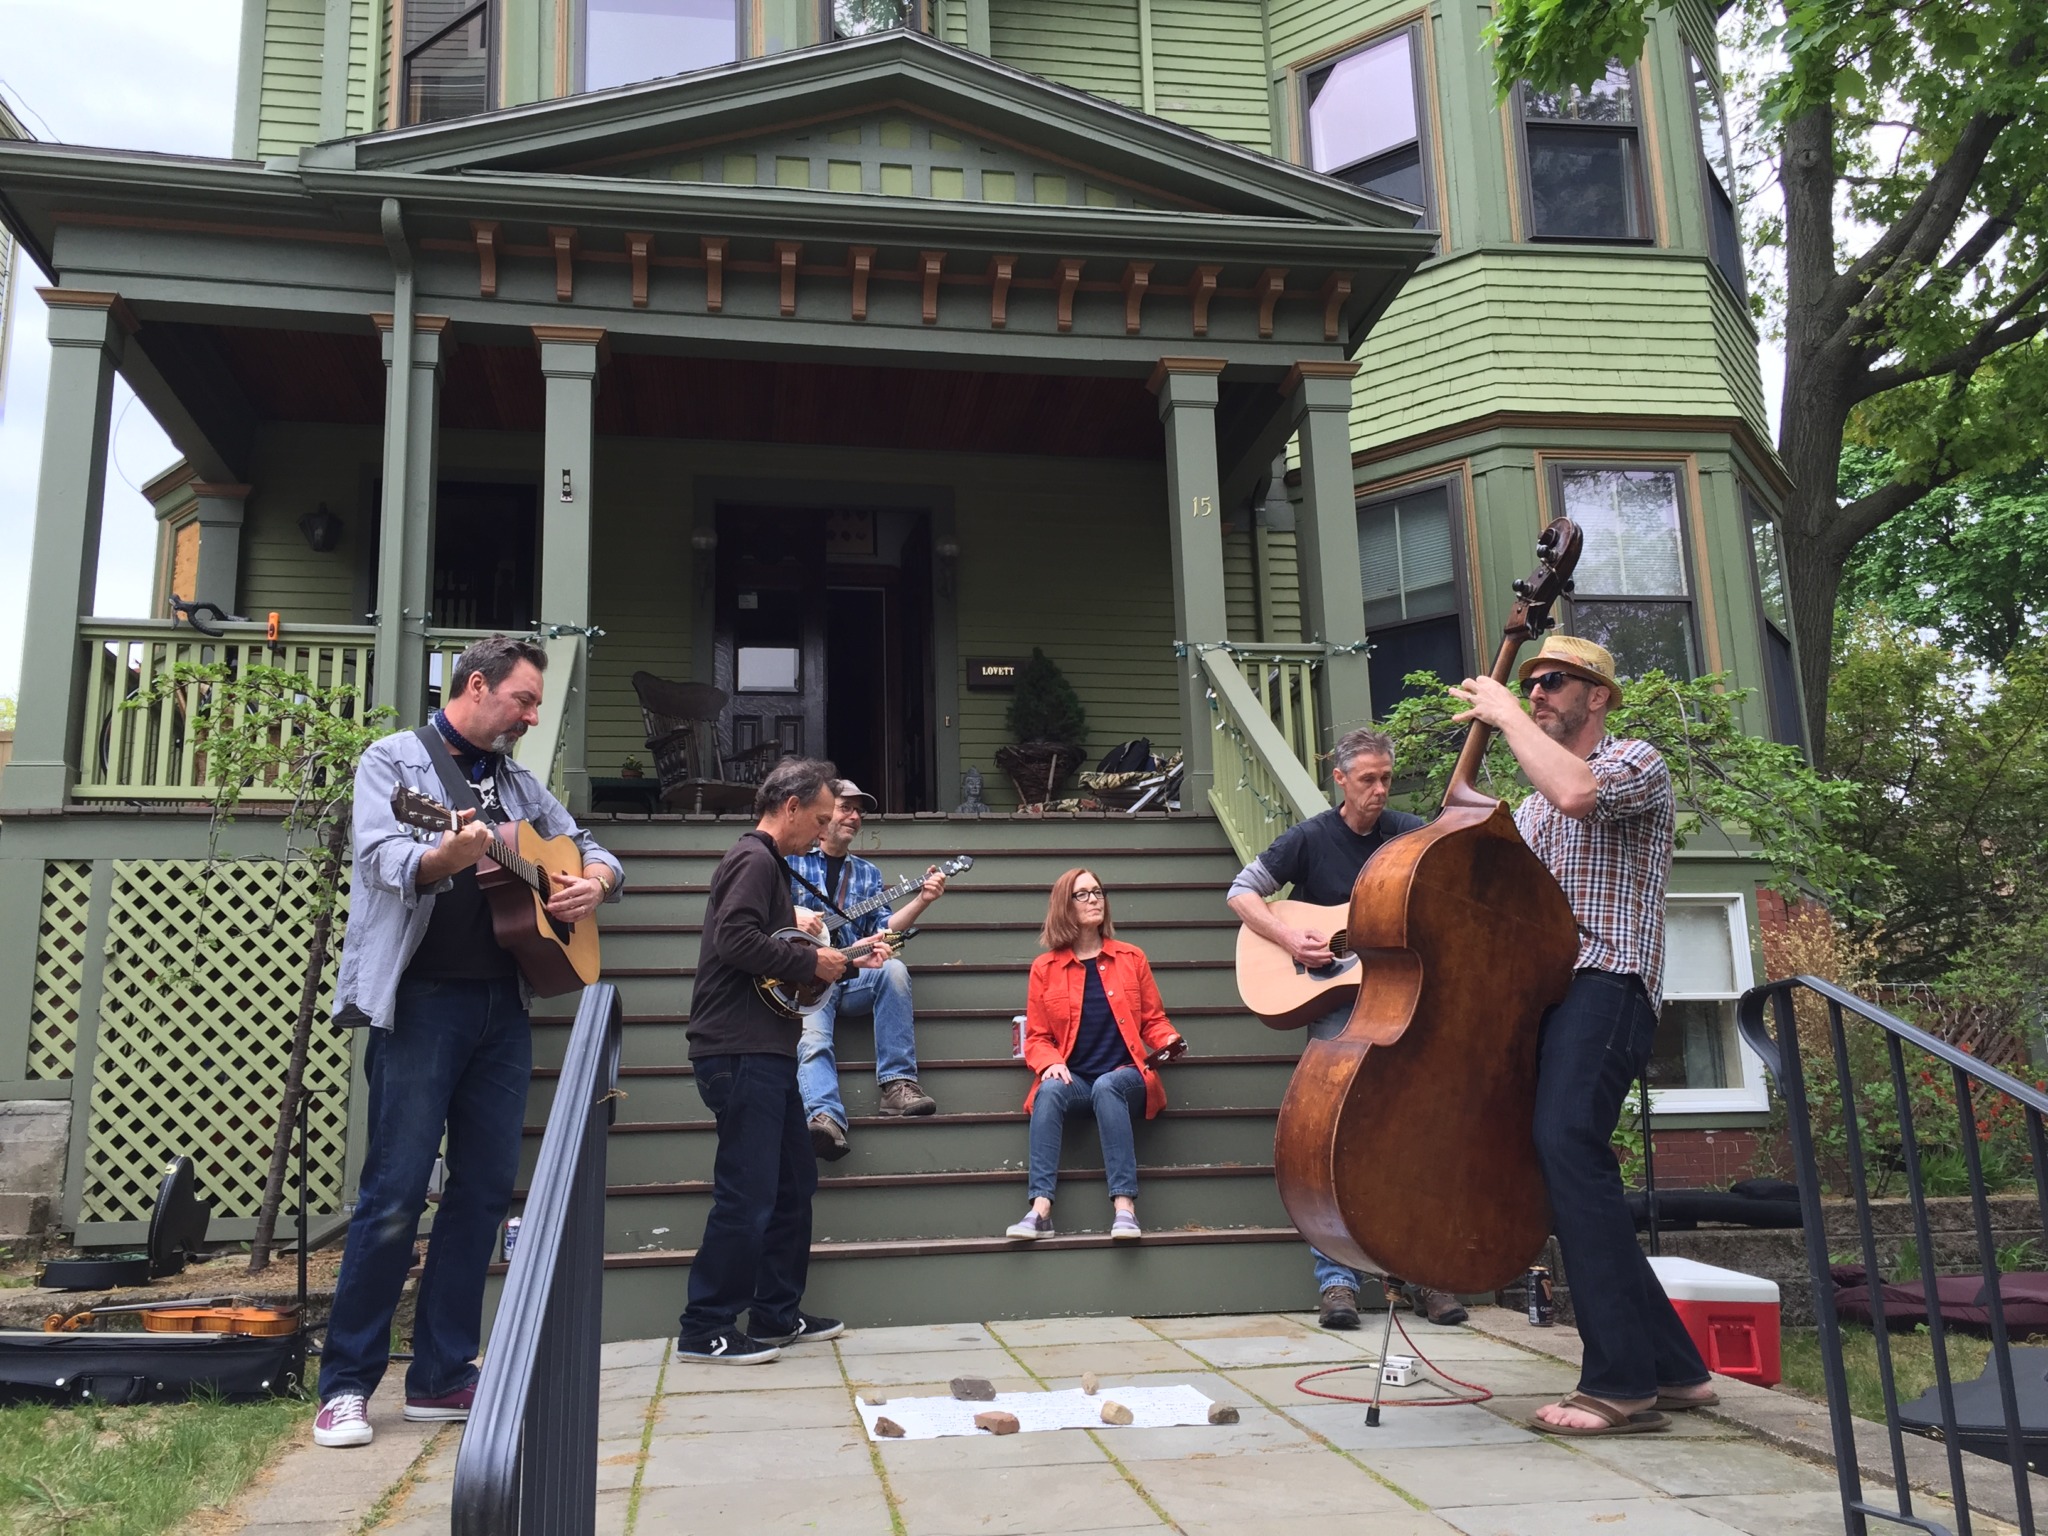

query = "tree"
(0, 695), (14, 731)
(1836, 448), (2048, 667)
(1379, 668), (1878, 912)
(1487, 0), (2048, 760)
(127, 663), (392, 1272)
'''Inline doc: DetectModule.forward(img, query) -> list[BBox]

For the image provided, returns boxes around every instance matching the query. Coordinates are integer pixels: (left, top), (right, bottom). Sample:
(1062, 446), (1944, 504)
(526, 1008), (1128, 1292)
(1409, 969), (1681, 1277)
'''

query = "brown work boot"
(1407, 1284), (1470, 1326)
(1318, 1286), (1361, 1330)
(808, 1112), (850, 1162)
(877, 1079), (937, 1117)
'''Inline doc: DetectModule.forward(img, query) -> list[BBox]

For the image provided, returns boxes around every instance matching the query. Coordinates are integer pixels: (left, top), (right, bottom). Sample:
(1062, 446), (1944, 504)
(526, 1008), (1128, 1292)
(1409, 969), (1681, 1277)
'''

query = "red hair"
(1040, 867), (1116, 952)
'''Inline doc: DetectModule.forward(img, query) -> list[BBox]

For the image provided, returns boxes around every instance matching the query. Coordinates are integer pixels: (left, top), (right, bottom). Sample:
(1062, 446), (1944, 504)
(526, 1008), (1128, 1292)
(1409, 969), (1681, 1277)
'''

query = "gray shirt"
(332, 728), (624, 1030)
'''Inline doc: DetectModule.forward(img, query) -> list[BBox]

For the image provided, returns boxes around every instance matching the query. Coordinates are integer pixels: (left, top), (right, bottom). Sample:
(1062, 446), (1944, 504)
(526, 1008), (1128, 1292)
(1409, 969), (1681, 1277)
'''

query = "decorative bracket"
(627, 232), (652, 309)
(702, 237), (727, 313)
(1190, 265), (1221, 337)
(1121, 261), (1154, 336)
(919, 251), (945, 324)
(849, 246), (875, 321)
(988, 254), (1016, 329)
(1319, 272), (1353, 342)
(1255, 268), (1288, 339)
(775, 241), (802, 317)
(548, 226), (579, 303)
(1055, 258), (1085, 333)
(471, 220), (500, 298)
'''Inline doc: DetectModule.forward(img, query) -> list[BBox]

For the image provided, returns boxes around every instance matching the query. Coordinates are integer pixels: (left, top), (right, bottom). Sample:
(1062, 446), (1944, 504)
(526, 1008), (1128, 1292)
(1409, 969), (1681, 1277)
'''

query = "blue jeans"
(798, 957), (918, 1130)
(681, 1053), (818, 1339)
(1304, 1006), (1366, 1298)
(320, 976), (530, 1401)
(1534, 969), (1710, 1400)
(1027, 1066), (1146, 1202)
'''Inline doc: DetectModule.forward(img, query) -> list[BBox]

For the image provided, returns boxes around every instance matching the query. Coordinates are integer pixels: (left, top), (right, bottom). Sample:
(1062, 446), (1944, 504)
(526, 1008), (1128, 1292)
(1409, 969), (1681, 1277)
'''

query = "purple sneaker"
(1110, 1210), (1142, 1241)
(314, 1393), (373, 1447)
(1004, 1209), (1054, 1240)
(403, 1383), (476, 1422)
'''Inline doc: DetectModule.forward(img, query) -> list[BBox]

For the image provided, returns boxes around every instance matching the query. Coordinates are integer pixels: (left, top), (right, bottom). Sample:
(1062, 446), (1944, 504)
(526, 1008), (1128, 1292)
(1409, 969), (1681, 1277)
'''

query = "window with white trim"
(1553, 463), (1697, 680)
(1649, 894), (1766, 1112)
(1357, 477), (1467, 714)
(1302, 26), (1435, 222)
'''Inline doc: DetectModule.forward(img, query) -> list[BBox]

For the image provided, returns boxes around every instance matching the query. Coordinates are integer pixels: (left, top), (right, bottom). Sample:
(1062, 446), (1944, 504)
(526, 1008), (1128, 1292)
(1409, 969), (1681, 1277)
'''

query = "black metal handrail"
(1739, 974), (2048, 1536)
(451, 983), (622, 1536)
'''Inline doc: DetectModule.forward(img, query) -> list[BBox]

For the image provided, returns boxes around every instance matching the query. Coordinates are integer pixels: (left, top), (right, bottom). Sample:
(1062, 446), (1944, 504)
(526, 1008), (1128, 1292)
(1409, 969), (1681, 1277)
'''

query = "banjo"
(758, 928), (917, 1019)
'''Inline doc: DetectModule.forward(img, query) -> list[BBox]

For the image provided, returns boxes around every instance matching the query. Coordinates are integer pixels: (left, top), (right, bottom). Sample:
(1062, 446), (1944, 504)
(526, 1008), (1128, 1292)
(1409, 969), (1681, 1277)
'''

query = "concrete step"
(486, 1226), (1315, 1340)
(526, 1055), (1298, 1123)
(515, 1163), (1291, 1250)
(517, 1105), (1280, 1184)
(528, 1007), (1295, 1068)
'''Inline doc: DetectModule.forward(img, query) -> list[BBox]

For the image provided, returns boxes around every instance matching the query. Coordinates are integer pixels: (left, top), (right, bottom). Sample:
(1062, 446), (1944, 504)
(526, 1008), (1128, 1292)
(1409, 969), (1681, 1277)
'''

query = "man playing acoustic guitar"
(1226, 727), (1468, 1332)
(316, 634), (623, 1449)
(1450, 635), (1714, 1437)
(679, 757), (888, 1365)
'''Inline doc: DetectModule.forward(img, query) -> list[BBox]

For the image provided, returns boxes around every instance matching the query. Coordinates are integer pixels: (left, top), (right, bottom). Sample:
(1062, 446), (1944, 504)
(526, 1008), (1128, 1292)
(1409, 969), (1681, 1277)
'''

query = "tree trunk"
(248, 810), (350, 1274)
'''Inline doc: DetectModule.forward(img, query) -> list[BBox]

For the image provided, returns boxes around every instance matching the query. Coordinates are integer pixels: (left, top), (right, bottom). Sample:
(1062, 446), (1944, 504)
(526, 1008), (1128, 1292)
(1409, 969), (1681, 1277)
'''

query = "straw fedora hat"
(1515, 634), (1620, 694)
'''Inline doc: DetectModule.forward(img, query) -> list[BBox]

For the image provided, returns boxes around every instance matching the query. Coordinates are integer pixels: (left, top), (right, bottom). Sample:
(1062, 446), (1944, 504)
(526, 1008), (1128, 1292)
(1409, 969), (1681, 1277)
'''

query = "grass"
(0, 1393), (312, 1536)
(1780, 1325), (1996, 1423)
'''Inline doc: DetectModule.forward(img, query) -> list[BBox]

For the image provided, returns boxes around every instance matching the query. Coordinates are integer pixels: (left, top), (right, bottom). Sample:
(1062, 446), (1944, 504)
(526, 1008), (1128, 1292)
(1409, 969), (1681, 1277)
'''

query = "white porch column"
(1284, 361), (1372, 742)
(371, 311), (448, 725)
(535, 324), (604, 812)
(0, 291), (128, 811)
(1150, 357), (1229, 811)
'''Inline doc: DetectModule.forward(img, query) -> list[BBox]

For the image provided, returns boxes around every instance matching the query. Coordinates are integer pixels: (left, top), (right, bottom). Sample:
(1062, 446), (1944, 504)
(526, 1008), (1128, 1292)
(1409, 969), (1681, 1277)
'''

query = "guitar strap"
(414, 724), (499, 824)
(780, 854), (854, 928)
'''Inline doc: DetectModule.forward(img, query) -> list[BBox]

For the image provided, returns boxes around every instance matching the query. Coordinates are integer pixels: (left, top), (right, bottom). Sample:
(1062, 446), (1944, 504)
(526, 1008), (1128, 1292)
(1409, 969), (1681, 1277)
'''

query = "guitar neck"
(475, 824), (546, 896)
(840, 870), (927, 924)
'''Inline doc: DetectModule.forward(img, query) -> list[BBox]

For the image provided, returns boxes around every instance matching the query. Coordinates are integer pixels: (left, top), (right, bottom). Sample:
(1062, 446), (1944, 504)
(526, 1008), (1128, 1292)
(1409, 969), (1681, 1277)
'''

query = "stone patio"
(231, 1308), (2019, 1536)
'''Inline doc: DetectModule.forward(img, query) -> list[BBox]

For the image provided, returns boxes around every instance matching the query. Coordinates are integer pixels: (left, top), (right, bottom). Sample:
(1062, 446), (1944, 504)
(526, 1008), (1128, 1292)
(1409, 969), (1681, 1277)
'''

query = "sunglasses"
(1521, 670), (1588, 697)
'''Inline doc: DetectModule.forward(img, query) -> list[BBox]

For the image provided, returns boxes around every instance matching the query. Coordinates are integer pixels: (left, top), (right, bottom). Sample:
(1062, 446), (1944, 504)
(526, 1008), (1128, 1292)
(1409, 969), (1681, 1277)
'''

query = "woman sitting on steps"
(1004, 867), (1186, 1243)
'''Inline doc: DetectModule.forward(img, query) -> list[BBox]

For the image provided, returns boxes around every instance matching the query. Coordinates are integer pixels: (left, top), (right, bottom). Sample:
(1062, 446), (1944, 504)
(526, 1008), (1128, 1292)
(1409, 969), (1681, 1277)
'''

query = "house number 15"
(1190, 495), (1214, 517)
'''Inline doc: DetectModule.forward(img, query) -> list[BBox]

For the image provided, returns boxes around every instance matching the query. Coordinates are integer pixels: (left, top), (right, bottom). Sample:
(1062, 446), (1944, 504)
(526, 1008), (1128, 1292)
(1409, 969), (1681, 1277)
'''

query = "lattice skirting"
(29, 860), (93, 1080)
(77, 859), (353, 1225)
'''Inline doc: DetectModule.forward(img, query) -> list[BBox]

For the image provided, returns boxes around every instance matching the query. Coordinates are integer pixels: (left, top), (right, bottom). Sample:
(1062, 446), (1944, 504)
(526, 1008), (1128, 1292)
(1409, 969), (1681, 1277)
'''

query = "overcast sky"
(0, 0), (242, 700)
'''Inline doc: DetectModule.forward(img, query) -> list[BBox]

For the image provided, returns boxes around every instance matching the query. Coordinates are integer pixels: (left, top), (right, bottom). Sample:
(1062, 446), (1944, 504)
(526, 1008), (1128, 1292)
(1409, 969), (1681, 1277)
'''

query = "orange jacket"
(1022, 940), (1180, 1119)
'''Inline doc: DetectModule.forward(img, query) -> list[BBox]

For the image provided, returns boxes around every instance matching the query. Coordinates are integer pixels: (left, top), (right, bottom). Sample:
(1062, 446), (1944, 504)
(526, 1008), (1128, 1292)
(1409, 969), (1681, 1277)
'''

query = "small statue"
(956, 765), (990, 816)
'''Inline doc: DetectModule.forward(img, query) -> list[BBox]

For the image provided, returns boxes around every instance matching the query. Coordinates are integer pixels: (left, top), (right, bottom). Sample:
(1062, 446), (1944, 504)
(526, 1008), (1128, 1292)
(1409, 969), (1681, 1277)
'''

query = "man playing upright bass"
(1450, 634), (1715, 1436)
(1226, 727), (1467, 1332)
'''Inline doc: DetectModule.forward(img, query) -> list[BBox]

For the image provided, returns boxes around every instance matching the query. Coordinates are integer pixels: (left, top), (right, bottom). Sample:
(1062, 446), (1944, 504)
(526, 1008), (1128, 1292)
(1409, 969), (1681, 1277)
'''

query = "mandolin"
(759, 928), (916, 1020)
(390, 785), (602, 996)
(1274, 517), (1585, 1295)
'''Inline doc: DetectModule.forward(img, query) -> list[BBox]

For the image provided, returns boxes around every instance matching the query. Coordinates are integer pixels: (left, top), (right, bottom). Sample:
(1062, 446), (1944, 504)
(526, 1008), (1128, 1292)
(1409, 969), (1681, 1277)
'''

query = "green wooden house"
(0, 0), (1797, 1330)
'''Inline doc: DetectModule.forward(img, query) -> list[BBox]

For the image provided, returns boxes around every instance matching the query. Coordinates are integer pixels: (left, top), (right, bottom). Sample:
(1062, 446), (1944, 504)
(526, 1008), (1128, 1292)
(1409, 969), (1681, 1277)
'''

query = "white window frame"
(1651, 892), (1769, 1114)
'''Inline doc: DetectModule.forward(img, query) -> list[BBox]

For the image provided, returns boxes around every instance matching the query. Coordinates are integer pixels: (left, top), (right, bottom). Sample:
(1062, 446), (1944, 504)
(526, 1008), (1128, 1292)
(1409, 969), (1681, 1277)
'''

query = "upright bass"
(1274, 518), (1584, 1296)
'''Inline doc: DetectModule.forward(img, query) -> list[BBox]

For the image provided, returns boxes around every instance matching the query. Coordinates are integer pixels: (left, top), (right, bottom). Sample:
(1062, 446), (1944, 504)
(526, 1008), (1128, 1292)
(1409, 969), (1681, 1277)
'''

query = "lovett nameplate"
(966, 658), (1026, 690)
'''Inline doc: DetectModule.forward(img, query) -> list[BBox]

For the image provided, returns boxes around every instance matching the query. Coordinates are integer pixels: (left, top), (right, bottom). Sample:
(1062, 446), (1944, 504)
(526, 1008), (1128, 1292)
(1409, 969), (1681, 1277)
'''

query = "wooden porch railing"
(1200, 649), (1332, 866)
(513, 632), (582, 796)
(75, 620), (378, 800)
(1227, 644), (1326, 785)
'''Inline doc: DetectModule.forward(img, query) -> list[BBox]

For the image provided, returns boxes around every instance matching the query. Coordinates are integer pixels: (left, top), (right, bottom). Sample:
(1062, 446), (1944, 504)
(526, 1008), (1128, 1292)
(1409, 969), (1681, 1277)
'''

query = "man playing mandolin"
(316, 635), (624, 1449)
(787, 779), (949, 1161)
(679, 757), (889, 1365)
(1226, 727), (1467, 1333)
(1451, 634), (1715, 1437)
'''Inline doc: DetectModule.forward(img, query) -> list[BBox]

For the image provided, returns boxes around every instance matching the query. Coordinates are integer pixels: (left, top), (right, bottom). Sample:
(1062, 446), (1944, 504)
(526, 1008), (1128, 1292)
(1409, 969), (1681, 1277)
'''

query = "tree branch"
(1853, 276), (2048, 400)
(1830, 460), (1975, 558)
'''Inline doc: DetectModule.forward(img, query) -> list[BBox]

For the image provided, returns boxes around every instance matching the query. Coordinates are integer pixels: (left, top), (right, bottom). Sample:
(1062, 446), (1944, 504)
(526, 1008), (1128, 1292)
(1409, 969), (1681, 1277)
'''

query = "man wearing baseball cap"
(1451, 635), (1713, 1437)
(785, 779), (949, 1160)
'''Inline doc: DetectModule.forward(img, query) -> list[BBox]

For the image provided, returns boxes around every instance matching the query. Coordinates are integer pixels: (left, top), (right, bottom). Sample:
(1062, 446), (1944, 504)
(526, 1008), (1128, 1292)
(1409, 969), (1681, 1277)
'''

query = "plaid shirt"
(1513, 734), (1675, 1007)
(787, 850), (891, 942)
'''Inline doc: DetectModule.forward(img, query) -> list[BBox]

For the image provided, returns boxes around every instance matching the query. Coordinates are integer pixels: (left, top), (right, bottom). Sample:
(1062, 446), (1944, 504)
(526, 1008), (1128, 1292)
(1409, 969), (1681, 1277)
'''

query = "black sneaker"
(675, 1327), (781, 1365)
(1318, 1285), (1361, 1330)
(751, 1311), (845, 1346)
(809, 1112), (851, 1162)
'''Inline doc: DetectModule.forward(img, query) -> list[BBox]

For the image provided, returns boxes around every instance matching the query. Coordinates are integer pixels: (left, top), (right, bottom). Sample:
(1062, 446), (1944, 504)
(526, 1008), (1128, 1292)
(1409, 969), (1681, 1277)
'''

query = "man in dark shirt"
(1226, 727), (1466, 1331)
(680, 756), (884, 1364)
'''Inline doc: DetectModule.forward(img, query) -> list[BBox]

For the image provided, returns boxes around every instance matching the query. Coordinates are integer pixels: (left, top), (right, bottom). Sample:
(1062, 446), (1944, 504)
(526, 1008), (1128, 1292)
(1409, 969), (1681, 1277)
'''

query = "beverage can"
(1012, 1014), (1028, 1060)
(1526, 1265), (1554, 1326)
(503, 1216), (522, 1261)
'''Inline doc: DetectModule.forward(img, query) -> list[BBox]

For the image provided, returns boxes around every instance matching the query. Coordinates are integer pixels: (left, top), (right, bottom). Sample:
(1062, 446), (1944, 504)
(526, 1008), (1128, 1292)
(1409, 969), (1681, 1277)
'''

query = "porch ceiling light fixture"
(934, 536), (960, 561)
(691, 529), (718, 552)
(298, 503), (344, 553)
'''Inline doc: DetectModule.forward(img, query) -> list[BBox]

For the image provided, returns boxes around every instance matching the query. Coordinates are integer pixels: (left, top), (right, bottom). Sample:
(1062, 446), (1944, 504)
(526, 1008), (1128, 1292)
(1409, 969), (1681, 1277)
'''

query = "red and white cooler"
(1647, 1255), (1782, 1387)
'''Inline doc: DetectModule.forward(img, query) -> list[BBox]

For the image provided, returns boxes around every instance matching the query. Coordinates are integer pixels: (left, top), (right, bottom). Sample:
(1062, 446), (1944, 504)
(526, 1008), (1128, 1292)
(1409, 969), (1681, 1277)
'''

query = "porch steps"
(501, 814), (1320, 1340)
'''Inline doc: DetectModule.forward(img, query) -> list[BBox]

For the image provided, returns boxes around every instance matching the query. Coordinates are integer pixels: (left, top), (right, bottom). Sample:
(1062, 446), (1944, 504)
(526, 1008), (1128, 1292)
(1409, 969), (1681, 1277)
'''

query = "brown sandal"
(1655, 1389), (1719, 1412)
(1529, 1392), (1670, 1436)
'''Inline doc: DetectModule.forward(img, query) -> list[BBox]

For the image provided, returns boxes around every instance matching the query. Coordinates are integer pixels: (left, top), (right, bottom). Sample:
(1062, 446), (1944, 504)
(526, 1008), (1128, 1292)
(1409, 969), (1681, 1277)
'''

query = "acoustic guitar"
(390, 785), (603, 996)
(1234, 899), (1370, 1030)
(759, 928), (915, 1020)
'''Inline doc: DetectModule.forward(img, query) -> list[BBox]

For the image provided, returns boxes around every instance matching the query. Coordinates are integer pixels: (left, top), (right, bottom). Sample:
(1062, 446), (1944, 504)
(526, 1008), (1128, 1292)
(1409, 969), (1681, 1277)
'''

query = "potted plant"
(995, 648), (1087, 807)
(620, 755), (645, 780)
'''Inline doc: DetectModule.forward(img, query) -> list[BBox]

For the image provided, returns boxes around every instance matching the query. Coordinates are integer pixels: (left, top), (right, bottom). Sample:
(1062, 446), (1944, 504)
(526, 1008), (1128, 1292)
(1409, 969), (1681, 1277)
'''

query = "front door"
(713, 506), (829, 767)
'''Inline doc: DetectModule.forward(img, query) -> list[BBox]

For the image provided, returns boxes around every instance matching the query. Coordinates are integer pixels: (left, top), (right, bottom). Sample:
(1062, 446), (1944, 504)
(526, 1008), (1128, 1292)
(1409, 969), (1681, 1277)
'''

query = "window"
(404, 0), (492, 125)
(583, 0), (738, 90)
(1518, 60), (1651, 242)
(1648, 895), (1766, 1111)
(1358, 479), (1465, 713)
(1553, 464), (1696, 679)
(1689, 50), (1745, 298)
(1303, 27), (1433, 218)
(1745, 490), (1805, 748)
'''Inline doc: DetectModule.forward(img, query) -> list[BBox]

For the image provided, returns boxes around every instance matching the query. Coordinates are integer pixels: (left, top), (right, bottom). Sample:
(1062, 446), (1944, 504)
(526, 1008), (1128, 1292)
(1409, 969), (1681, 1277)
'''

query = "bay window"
(1518, 60), (1650, 242)
(1553, 463), (1697, 680)
(1358, 478), (1466, 714)
(1302, 26), (1435, 221)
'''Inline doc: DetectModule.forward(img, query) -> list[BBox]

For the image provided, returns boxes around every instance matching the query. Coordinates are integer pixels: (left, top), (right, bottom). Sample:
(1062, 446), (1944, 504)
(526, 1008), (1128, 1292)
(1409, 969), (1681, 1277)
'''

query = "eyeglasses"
(1071, 888), (1106, 903)
(1521, 670), (1587, 697)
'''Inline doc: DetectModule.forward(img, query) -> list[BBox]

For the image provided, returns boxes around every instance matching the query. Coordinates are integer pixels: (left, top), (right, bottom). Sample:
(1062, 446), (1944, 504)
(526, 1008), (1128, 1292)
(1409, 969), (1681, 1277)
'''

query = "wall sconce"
(934, 536), (960, 561)
(690, 529), (719, 553)
(298, 503), (344, 553)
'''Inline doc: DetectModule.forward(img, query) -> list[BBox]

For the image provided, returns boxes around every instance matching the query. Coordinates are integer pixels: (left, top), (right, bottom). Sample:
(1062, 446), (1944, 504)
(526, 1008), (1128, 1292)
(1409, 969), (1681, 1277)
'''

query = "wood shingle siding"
(1266, 0), (1419, 76)
(990, 0), (1145, 110)
(257, 0), (326, 158)
(1150, 0), (1272, 154)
